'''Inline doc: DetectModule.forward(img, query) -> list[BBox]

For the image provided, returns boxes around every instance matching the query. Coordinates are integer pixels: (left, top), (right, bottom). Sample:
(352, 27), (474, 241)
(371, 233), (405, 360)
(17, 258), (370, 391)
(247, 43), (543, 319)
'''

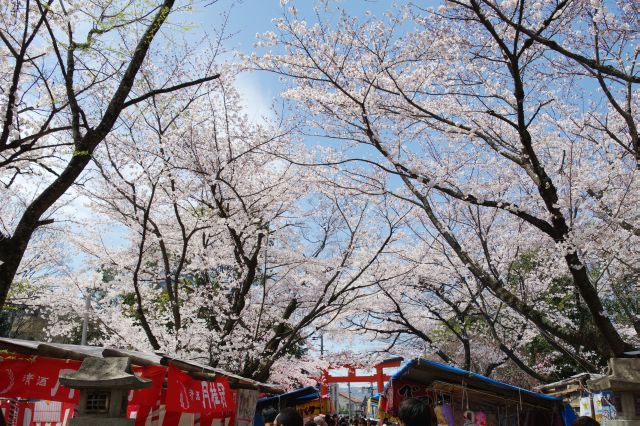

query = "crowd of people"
(261, 398), (431, 426)
(261, 407), (375, 426)
(261, 398), (603, 426)
(305, 413), (374, 426)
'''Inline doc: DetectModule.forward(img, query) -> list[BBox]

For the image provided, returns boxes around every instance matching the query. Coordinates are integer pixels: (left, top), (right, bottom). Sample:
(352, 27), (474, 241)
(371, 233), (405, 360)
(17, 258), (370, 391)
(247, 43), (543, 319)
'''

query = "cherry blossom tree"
(25, 72), (403, 382)
(251, 0), (639, 371)
(0, 0), (221, 309)
(343, 223), (601, 384)
(5, 0), (638, 386)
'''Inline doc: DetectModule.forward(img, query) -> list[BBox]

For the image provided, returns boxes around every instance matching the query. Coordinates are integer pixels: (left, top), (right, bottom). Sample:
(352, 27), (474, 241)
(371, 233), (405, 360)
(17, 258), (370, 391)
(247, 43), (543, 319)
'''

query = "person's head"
(305, 421), (318, 426)
(572, 417), (600, 426)
(314, 415), (326, 426)
(275, 408), (304, 426)
(398, 398), (432, 426)
(263, 407), (279, 425)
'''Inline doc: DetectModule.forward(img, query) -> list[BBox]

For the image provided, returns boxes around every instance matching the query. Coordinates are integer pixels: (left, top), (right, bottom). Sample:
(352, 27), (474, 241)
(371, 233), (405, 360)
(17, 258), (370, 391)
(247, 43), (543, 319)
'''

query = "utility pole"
(348, 382), (352, 419)
(312, 332), (324, 358)
(80, 291), (90, 345)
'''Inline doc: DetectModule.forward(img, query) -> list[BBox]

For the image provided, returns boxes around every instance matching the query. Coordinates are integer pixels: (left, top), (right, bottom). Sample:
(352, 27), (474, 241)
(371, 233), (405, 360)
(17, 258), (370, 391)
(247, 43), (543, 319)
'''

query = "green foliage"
(507, 251), (613, 378)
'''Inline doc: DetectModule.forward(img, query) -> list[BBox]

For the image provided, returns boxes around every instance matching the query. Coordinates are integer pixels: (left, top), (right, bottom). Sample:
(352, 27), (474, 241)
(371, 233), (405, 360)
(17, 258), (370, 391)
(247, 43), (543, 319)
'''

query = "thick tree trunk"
(0, 257), (20, 310)
(0, 0), (181, 310)
(472, 1), (635, 355)
(0, 152), (93, 308)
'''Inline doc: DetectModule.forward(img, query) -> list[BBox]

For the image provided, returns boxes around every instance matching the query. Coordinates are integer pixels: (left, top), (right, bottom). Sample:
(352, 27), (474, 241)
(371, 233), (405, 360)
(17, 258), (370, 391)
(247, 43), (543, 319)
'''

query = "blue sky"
(182, 0), (440, 121)
(196, 0), (402, 51)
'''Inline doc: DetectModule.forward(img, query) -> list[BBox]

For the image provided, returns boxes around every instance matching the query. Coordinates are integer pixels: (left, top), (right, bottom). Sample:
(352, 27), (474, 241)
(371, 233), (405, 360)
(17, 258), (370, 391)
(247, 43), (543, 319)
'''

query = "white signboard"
(580, 396), (593, 417)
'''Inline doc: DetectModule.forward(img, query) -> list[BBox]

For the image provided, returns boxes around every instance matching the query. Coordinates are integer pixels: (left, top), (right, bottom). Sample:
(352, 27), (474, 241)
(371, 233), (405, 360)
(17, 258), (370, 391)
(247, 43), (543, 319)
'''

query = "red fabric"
(165, 363), (234, 417)
(385, 380), (434, 415)
(227, 390), (236, 426)
(162, 410), (183, 425)
(1, 398), (76, 424)
(128, 396), (162, 425)
(0, 353), (81, 403)
(0, 399), (10, 422)
(128, 366), (165, 426)
(9, 400), (35, 425)
(199, 413), (216, 426)
(379, 395), (388, 412)
(130, 365), (167, 406)
(128, 404), (151, 425)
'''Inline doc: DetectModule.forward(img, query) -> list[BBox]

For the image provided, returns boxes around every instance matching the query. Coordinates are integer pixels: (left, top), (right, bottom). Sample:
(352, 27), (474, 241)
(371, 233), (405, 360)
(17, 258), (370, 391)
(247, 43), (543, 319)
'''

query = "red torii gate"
(319, 357), (403, 396)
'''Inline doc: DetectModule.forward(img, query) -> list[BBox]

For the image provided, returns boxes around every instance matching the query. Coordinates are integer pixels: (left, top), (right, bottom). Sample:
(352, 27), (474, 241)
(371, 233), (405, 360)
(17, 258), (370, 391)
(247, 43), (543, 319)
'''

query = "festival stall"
(0, 337), (283, 426)
(536, 373), (605, 424)
(254, 387), (332, 426)
(379, 358), (571, 426)
(364, 394), (379, 421)
(586, 357), (640, 425)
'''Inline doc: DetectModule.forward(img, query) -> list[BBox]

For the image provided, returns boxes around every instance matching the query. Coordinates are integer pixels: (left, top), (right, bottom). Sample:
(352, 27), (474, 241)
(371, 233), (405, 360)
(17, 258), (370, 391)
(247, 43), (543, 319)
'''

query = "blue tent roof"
(254, 386), (322, 426)
(257, 386), (320, 408)
(384, 358), (562, 407)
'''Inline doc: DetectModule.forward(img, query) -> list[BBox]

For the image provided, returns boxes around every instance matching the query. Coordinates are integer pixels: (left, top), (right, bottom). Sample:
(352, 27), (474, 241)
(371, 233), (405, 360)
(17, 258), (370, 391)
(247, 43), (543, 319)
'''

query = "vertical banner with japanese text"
(165, 363), (235, 418)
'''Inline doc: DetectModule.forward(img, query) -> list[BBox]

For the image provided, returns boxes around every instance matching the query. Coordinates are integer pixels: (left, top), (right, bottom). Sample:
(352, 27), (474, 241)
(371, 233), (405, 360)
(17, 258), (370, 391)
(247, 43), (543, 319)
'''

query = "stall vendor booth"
(536, 373), (603, 416)
(0, 338), (283, 426)
(587, 357), (640, 426)
(254, 387), (332, 426)
(379, 358), (571, 426)
(364, 394), (379, 422)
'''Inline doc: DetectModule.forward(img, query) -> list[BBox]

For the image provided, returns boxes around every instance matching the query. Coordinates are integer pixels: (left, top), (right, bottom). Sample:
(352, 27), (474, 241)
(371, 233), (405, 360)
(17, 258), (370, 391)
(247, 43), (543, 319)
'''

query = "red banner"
(130, 365), (166, 406)
(165, 363), (234, 417)
(385, 379), (434, 414)
(0, 354), (81, 403)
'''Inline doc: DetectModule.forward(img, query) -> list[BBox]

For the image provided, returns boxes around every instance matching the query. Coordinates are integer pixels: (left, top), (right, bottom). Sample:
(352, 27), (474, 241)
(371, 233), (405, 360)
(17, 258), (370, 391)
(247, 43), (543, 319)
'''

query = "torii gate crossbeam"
(320, 357), (403, 396)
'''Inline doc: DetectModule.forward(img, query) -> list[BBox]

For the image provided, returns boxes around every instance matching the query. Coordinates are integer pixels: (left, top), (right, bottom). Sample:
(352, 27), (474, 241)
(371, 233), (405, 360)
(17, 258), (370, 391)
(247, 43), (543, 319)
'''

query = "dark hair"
(276, 408), (304, 426)
(398, 398), (432, 426)
(263, 407), (279, 423)
(305, 422), (318, 426)
(572, 417), (600, 426)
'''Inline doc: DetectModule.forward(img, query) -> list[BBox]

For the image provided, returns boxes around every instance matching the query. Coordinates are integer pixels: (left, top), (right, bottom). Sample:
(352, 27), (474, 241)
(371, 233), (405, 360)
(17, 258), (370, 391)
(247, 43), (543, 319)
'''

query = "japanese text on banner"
(0, 353), (81, 403)
(166, 363), (235, 417)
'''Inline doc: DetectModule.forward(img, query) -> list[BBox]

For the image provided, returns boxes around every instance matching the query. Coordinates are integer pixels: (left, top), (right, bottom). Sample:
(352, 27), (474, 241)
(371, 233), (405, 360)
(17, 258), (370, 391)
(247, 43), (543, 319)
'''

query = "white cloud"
(234, 71), (278, 125)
